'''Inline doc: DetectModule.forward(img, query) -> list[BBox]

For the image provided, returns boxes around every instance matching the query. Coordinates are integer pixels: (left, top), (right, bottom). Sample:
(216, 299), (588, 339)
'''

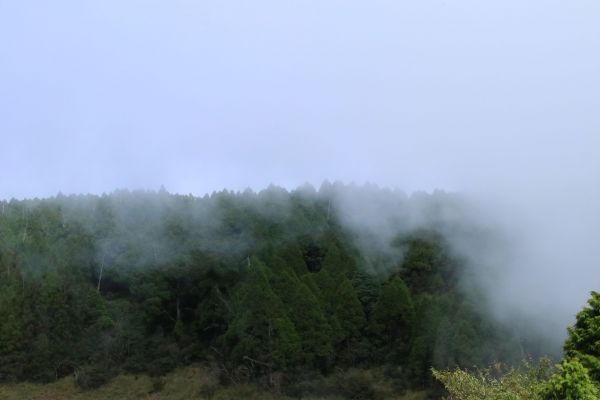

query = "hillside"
(0, 184), (552, 397)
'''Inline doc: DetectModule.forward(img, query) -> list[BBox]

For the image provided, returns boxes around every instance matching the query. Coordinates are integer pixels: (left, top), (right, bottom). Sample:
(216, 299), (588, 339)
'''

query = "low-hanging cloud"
(329, 162), (600, 352)
(1, 0), (599, 355)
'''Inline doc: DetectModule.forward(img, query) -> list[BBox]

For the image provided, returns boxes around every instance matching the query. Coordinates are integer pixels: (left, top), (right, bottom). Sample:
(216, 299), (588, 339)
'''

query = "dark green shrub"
(198, 382), (219, 399)
(332, 369), (381, 400)
(283, 371), (327, 398)
(74, 365), (116, 390)
(149, 376), (166, 394)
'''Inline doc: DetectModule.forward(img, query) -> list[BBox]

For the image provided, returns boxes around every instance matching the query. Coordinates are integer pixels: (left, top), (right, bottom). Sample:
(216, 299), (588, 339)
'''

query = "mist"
(330, 178), (600, 349)
(1, 0), (600, 355)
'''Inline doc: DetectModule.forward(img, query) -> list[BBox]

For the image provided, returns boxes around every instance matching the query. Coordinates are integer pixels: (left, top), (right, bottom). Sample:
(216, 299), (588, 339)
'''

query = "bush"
(331, 369), (381, 400)
(147, 355), (178, 377)
(541, 358), (599, 400)
(432, 359), (551, 400)
(149, 376), (166, 394)
(283, 370), (327, 398)
(74, 364), (116, 390)
(198, 382), (219, 399)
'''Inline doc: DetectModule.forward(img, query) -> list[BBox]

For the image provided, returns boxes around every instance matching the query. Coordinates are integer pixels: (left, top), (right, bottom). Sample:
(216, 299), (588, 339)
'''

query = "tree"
(224, 259), (302, 374)
(564, 291), (600, 382)
(370, 276), (415, 361)
(434, 291), (600, 399)
(335, 278), (366, 337)
(0, 268), (27, 380)
(269, 266), (334, 367)
(541, 358), (599, 400)
(321, 243), (353, 278)
(433, 359), (551, 400)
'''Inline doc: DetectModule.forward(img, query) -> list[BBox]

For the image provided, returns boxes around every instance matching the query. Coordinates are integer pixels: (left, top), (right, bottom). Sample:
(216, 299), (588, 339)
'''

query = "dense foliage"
(0, 184), (548, 394)
(432, 360), (551, 400)
(434, 291), (600, 399)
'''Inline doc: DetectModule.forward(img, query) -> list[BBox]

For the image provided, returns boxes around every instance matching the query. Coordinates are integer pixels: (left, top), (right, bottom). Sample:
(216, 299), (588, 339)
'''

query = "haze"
(1, 1), (600, 343)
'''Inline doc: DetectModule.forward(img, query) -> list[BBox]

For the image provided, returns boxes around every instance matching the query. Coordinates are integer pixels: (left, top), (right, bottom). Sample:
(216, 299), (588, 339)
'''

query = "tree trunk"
(97, 256), (105, 293)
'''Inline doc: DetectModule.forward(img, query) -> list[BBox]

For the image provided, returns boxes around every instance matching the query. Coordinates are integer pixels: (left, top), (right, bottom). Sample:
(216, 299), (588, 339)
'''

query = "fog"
(330, 180), (600, 349)
(1, 1), (600, 348)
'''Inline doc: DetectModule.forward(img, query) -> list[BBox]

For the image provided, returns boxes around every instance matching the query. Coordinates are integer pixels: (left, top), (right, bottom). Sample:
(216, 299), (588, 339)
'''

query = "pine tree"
(334, 277), (366, 340)
(269, 267), (334, 366)
(370, 276), (415, 361)
(225, 259), (301, 373)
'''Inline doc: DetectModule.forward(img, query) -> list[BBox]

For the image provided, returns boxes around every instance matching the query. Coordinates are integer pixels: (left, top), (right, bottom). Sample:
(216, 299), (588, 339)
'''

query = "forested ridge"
(0, 184), (555, 397)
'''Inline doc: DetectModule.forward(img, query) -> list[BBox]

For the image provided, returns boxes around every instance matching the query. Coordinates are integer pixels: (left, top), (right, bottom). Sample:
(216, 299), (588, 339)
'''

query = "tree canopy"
(0, 185), (554, 394)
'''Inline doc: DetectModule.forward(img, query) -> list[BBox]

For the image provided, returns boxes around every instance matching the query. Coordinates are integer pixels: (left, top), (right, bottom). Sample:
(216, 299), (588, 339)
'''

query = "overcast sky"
(1, 1), (600, 339)
(1, 0), (599, 198)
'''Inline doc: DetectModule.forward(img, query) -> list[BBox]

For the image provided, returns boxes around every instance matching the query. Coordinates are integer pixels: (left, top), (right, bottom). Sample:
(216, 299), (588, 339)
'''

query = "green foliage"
(331, 369), (381, 400)
(399, 233), (447, 294)
(541, 358), (599, 400)
(434, 290), (600, 399)
(334, 277), (366, 340)
(432, 359), (551, 400)
(564, 291), (600, 381)
(370, 276), (414, 362)
(270, 267), (334, 365)
(225, 260), (302, 371)
(0, 186), (553, 393)
(536, 291), (600, 399)
(75, 364), (117, 390)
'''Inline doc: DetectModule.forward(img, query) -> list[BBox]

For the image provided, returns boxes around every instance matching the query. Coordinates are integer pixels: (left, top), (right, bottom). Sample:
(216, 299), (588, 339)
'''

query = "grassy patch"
(0, 366), (433, 400)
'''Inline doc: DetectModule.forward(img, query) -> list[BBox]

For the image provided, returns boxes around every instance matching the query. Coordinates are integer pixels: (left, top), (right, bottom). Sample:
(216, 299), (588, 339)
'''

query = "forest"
(0, 183), (597, 399)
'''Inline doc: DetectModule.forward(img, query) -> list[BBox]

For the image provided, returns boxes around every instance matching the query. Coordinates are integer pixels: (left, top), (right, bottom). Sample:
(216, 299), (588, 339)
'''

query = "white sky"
(1, 0), (600, 339)
(1, 1), (598, 198)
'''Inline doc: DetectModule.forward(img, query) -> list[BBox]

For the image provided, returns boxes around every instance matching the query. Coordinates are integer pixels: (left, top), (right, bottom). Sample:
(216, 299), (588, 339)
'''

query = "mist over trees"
(0, 183), (557, 394)
(435, 291), (600, 399)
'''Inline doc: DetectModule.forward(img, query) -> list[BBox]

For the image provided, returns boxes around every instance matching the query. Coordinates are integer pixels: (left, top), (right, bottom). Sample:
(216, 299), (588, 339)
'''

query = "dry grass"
(0, 366), (432, 400)
(0, 366), (213, 400)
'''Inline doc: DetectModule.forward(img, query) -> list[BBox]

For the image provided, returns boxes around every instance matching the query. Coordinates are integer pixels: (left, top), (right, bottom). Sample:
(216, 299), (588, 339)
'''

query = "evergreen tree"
(0, 184), (557, 392)
(333, 277), (367, 363)
(370, 276), (415, 361)
(225, 259), (301, 373)
(564, 291), (600, 382)
(269, 266), (334, 366)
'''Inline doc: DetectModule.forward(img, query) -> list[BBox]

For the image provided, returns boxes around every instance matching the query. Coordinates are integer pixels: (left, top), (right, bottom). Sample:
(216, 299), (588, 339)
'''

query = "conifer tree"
(225, 259), (301, 372)
(564, 291), (600, 382)
(269, 267), (334, 366)
(370, 276), (415, 361)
